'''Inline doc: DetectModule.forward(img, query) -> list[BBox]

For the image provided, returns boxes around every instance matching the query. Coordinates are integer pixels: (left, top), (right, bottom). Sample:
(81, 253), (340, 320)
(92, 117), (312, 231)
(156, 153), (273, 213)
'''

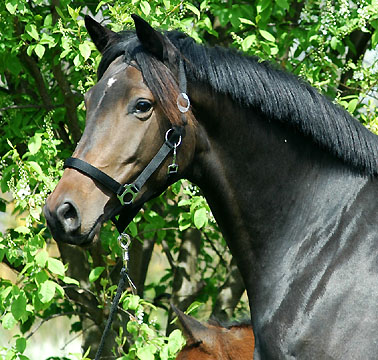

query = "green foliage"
(114, 295), (186, 359)
(1, 0), (377, 359)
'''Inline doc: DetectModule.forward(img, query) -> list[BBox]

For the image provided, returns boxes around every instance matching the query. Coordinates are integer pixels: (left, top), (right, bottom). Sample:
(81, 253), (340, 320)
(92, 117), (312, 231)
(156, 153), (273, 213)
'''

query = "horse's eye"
(135, 100), (152, 113)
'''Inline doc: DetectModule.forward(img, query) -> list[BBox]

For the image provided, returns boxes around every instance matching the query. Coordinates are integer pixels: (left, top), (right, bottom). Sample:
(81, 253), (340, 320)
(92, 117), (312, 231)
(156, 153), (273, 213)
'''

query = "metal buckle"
(117, 184), (139, 205)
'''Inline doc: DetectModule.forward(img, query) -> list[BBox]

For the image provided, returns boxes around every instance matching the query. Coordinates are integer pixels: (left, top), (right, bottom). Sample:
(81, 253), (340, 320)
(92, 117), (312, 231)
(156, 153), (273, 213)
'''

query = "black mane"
(99, 29), (378, 175)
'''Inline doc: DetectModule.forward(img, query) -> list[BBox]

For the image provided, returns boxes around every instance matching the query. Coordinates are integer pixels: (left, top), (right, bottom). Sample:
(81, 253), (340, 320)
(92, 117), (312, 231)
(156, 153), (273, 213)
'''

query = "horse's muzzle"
(43, 199), (94, 246)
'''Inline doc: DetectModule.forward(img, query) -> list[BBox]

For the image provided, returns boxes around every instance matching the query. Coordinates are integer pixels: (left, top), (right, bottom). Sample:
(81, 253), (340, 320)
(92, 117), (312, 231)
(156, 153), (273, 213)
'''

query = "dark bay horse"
(173, 306), (254, 359)
(44, 15), (378, 359)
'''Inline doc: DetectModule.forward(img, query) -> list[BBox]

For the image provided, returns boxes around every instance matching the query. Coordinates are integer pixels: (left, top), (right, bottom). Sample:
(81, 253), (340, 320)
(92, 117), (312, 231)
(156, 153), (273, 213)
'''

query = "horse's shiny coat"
(44, 16), (378, 359)
(173, 306), (254, 360)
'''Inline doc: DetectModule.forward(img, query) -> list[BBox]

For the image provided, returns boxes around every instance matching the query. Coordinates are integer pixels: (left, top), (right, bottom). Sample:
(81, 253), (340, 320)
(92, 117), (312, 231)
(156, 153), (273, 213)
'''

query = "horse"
(172, 305), (254, 359)
(44, 14), (378, 359)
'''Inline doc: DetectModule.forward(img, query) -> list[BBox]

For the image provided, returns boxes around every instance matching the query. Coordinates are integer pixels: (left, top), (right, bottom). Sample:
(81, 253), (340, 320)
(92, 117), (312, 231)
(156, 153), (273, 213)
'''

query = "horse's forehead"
(85, 59), (148, 110)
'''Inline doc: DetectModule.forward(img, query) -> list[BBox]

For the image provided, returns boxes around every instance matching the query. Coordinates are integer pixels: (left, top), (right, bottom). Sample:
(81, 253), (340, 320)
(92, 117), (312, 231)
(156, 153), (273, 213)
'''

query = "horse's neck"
(189, 96), (373, 291)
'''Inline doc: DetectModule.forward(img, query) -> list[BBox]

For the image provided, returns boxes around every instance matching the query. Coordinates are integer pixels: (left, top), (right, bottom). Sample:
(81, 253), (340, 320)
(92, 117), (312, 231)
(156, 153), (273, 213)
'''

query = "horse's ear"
(84, 15), (119, 53)
(171, 304), (207, 344)
(131, 14), (166, 61)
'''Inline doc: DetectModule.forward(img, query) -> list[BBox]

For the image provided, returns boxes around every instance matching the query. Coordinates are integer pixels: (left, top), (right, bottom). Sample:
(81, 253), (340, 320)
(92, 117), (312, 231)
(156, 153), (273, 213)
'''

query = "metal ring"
(165, 129), (182, 147)
(177, 92), (190, 113)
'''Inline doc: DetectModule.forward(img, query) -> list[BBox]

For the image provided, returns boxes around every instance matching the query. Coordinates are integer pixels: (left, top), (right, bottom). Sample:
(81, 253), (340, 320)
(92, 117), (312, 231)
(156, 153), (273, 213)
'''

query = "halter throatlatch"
(63, 58), (189, 232)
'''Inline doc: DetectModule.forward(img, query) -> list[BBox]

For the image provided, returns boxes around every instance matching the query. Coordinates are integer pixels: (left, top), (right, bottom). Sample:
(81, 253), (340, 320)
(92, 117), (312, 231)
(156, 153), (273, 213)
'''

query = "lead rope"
(94, 233), (135, 360)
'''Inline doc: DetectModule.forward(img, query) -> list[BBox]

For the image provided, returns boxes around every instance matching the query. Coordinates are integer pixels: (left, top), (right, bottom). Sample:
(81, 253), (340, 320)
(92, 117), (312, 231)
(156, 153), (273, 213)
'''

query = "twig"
(26, 312), (85, 340)
(203, 232), (228, 268)
(162, 1), (184, 24)
(0, 104), (64, 112)
(60, 322), (96, 351)
(161, 239), (176, 271)
(136, 226), (178, 237)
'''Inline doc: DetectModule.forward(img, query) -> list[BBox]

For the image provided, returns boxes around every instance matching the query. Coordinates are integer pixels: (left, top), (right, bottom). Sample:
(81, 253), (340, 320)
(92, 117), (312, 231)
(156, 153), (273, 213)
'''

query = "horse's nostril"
(56, 201), (81, 233)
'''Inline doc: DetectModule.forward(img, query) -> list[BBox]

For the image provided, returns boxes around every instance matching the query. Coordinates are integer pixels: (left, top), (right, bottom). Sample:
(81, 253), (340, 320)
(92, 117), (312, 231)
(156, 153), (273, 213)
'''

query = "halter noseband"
(63, 58), (189, 233)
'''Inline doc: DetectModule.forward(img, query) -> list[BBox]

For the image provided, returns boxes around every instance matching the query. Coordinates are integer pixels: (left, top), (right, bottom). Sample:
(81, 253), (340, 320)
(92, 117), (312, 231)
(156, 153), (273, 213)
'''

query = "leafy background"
(1, 0), (378, 359)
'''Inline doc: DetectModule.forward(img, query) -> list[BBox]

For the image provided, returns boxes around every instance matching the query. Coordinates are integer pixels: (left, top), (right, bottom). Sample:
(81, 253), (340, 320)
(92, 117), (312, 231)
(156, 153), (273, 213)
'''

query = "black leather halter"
(64, 59), (189, 234)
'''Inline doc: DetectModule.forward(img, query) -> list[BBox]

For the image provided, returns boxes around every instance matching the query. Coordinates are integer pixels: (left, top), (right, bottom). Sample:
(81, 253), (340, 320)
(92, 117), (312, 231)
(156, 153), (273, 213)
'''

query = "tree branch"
(338, 29), (372, 96)
(167, 228), (206, 334)
(0, 104), (65, 112)
(26, 311), (86, 340)
(51, 63), (82, 143)
(211, 257), (246, 322)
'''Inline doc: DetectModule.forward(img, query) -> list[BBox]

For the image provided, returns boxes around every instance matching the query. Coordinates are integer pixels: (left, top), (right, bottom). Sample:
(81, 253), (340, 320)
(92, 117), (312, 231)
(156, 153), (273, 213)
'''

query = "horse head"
(44, 15), (199, 245)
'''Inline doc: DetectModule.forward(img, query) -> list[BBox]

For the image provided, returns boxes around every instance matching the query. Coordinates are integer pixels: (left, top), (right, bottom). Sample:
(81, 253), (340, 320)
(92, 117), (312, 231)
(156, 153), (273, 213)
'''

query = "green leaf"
(259, 29), (275, 42)
(171, 180), (182, 195)
(186, 3), (200, 19)
(35, 250), (48, 268)
(128, 221), (138, 237)
(124, 295), (140, 310)
(178, 199), (191, 207)
(276, 0), (289, 10)
(55, 7), (65, 19)
(25, 24), (39, 41)
(34, 44), (45, 59)
(67, 5), (80, 20)
(240, 18), (255, 26)
(168, 329), (185, 355)
(242, 35), (256, 52)
(28, 133), (42, 154)
(55, 283), (65, 297)
(14, 226), (30, 234)
(16, 337), (27, 354)
(38, 280), (56, 303)
(178, 212), (191, 231)
(11, 294), (27, 321)
(186, 301), (203, 315)
(127, 320), (138, 335)
(348, 98), (358, 113)
(40, 33), (56, 48)
(73, 54), (81, 67)
(2, 313), (16, 330)
(89, 266), (105, 282)
(256, 0), (271, 14)
(193, 207), (207, 229)
(79, 42), (91, 61)
(47, 258), (65, 276)
(62, 276), (80, 286)
(330, 36), (339, 50)
(28, 161), (44, 177)
(136, 344), (156, 360)
(140, 1), (151, 16)
(5, 1), (18, 14)
(44, 14), (52, 27)
(372, 29), (378, 47)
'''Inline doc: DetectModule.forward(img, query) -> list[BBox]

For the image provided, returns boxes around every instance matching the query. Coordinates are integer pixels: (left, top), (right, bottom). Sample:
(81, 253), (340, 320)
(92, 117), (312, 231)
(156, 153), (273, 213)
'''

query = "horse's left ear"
(85, 15), (120, 53)
(131, 14), (167, 61)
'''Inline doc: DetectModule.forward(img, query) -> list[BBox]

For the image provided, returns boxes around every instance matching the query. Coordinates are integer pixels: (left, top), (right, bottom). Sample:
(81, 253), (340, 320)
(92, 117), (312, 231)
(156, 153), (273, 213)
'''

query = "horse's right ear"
(84, 15), (119, 53)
